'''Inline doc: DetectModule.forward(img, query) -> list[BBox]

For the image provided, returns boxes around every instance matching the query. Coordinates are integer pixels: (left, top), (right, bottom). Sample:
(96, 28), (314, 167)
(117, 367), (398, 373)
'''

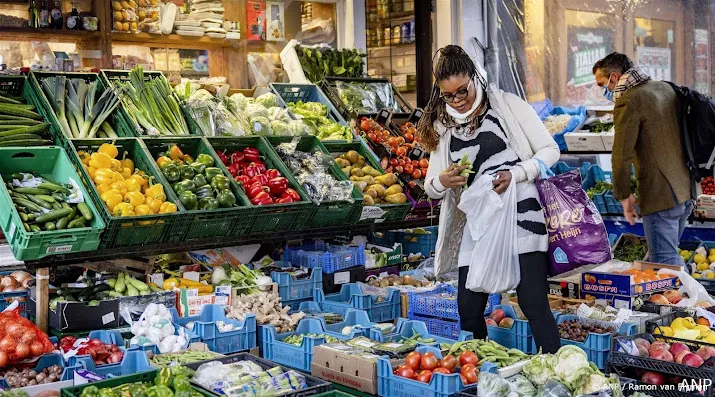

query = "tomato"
(387, 137), (399, 147)
(461, 365), (479, 384)
(398, 159), (406, 167)
(405, 351), (421, 371)
(389, 158), (399, 166)
(460, 373), (469, 385)
(400, 124), (408, 132)
(419, 158), (430, 168)
(382, 130), (390, 139)
(438, 355), (456, 370)
(412, 169), (423, 179)
(404, 164), (414, 174)
(404, 132), (414, 142)
(407, 126), (417, 135)
(416, 370), (433, 383)
(397, 136), (405, 145)
(420, 352), (439, 371)
(395, 166), (404, 174)
(374, 135), (383, 144)
(433, 367), (452, 375)
(411, 160), (419, 167)
(360, 120), (372, 132)
(405, 122), (414, 128)
(395, 365), (415, 379)
(396, 147), (408, 157)
(459, 351), (479, 366)
(367, 132), (377, 142)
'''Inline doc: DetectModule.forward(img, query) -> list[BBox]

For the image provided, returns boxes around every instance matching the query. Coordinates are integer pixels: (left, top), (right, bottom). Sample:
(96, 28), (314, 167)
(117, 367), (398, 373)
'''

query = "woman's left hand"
(492, 171), (512, 194)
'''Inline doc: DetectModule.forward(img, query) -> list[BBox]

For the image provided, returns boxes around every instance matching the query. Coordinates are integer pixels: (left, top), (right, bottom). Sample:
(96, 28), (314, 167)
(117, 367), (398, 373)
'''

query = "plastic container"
(369, 317), (474, 346)
(0, 271), (31, 317)
(546, 105), (588, 151)
(315, 283), (400, 323)
(320, 77), (413, 120)
(67, 349), (153, 377)
(130, 326), (200, 355)
(0, 147), (105, 260)
(0, 353), (74, 390)
(271, 262), (323, 302)
(59, 368), (212, 397)
(0, 74), (59, 146)
(398, 226), (438, 257)
(377, 345), (498, 397)
(296, 303), (377, 339)
(270, 82), (349, 127)
(686, 242), (715, 290)
(407, 284), (459, 321)
(486, 305), (561, 354)
(580, 164), (610, 214)
(529, 98), (552, 120)
(207, 136), (316, 233)
(323, 140), (410, 224)
(170, 304), (257, 354)
(266, 136), (364, 228)
(284, 240), (365, 274)
(185, 352), (332, 397)
(142, 136), (255, 240)
(406, 313), (461, 340)
(69, 138), (187, 248)
(322, 264), (365, 294)
(87, 329), (125, 346)
(260, 316), (353, 371)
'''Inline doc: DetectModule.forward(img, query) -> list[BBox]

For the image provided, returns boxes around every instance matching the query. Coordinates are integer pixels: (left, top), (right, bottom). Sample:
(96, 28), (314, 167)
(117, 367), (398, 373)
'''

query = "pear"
(368, 184), (386, 198)
(345, 150), (360, 164)
(385, 184), (403, 196)
(351, 168), (364, 177)
(342, 166), (352, 177)
(385, 193), (408, 204)
(363, 195), (375, 205)
(362, 165), (382, 177)
(375, 173), (398, 186)
(335, 158), (351, 168)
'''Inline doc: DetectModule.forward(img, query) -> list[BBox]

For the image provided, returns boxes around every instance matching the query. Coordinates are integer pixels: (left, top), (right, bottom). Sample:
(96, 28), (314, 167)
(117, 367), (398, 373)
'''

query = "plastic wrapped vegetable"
(245, 103), (269, 120)
(267, 106), (292, 123)
(254, 92), (279, 108)
(336, 81), (377, 114)
(477, 372), (513, 397)
(507, 375), (538, 397)
(522, 354), (556, 387)
(249, 116), (272, 136)
(270, 120), (290, 136)
(230, 93), (250, 111)
(537, 380), (572, 397)
(288, 119), (310, 136)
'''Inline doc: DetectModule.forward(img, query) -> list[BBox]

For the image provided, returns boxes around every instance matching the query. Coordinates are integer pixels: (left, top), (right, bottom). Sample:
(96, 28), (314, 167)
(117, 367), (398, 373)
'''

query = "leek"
(65, 81), (84, 138)
(86, 88), (121, 138)
(42, 76), (71, 138)
(101, 121), (118, 138)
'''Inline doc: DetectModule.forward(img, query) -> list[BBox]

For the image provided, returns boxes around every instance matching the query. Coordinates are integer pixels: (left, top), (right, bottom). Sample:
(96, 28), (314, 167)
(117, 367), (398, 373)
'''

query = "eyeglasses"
(440, 78), (473, 103)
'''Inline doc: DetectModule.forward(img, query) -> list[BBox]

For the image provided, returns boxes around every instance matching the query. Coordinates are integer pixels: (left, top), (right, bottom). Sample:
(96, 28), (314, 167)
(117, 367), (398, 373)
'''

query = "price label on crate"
(360, 206), (386, 221)
(46, 245), (73, 254)
(334, 271), (350, 285)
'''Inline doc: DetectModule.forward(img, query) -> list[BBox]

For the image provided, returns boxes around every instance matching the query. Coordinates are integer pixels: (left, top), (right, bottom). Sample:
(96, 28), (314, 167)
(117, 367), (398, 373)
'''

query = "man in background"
(592, 52), (693, 265)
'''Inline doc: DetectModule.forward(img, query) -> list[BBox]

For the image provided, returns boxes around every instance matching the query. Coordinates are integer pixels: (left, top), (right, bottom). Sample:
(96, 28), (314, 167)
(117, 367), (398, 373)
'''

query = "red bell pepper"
(266, 169), (280, 179)
(229, 151), (245, 165)
(243, 147), (260, 163)
(217, 150), (229, 165)
(227, 163), (241, 176)
(243, 165), (260, 179)
(267, 177), (289, 195)
(275, 196), (293, 204)
(246, 182), (268, 199)
(250, 161), (267, 175)
(251, 191), (273, 205)
(250, 174), (269, 186)
(282, 188), (301, 202)
(234, 175), (250, 186)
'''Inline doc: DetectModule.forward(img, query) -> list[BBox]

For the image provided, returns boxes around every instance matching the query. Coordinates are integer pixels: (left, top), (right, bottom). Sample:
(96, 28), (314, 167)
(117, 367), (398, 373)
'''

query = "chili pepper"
(199, 197), (220, 210)
(190, 161), (206, 176)
(195, 185), (213, 200)
(101, 190), (123, 211)
(229, 151), (244, 164)
(168, 145), (184, 161)
(124, 177), (141, 193)
(146, 184), (167, 201)
(159, 202), (177, 213)
(192, 174), (208, 188)
(234, 175), (250, 186)
(243, 165), (260, 179)
(227, 163), (240, 177)
(246, 182), (268, 199)
(204, 167), (223, 181)
(98, 143), (119, 158)
(156, 156), (173, 169)
(250, 174), (269, 186)
(89, 152), (113, 169)
(113, 202), (136, 216)
(267, 177), (289, 195)
(178, 164), (195, 180)
(283, 188), (301, 202)
(275, 195), (293, 204)
(179, 191), (198, 210)
(174, 179), (196, 195)
(216, 189), (236, 207)
(124, 191), (145, 207)
(243, 147), (260, 163)
(94, 168), (117, 186)
(251, 191), (273, 205)
(196, 153), (215, 167)
(162, 163), (181, 183)
(135, 204), (152, 216)
(110, 181), (128, 196)
(210, 175), (230, 191)
(217, 150), (229, 165)
(266, 169), (280, 179)
(145, 197), (162, 213)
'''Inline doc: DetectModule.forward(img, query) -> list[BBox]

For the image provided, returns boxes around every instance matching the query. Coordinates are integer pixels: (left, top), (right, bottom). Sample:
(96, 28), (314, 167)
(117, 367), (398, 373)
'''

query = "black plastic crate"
(644, 309), (715, 346)
(323, 265), (366, 294)
(186, 352), (332, 397)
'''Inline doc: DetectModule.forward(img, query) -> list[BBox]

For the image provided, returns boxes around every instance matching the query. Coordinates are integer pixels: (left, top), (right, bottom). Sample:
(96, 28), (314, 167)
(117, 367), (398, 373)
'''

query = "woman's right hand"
(439, 165), (468, 189)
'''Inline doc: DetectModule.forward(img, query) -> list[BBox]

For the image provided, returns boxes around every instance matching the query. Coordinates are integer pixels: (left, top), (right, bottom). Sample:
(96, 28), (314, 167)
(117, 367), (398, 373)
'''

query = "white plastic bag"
(458, 173), (520, 293)
(657, 268), (715, 308)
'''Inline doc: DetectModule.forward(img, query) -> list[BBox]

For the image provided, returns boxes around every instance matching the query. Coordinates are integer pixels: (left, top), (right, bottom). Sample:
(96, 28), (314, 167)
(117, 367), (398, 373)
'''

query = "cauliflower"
(552, 345), (595, 390)
(522, 354), (556, 386)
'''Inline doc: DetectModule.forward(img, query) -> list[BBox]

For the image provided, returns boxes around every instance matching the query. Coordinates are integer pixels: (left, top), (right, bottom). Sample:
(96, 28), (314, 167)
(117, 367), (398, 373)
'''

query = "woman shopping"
(417, 45), (561, 353)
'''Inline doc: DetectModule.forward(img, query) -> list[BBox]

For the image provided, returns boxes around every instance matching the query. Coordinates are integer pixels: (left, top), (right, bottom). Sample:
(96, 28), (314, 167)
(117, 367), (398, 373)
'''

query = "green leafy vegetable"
(296, 46), (366, 83)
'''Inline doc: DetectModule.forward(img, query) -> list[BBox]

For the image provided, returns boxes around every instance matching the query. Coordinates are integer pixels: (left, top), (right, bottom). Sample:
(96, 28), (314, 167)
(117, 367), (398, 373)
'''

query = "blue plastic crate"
(377, 345), (498, 397)
(270, 83), (349, 127)
(69, 349), (153, 377)
(315, 283), (400, 323)
(87, 330), (125, 347)
(545, 106), (587, 151)
(0, 353), (75, 389)
(369, 318), (473, 346)
(271, 261), (323, 301)
(297, 303), (376, 339)
(407, 313), (461, 340)
(0, 271), (30, 317)
(398, 226), (438, 257)
(368, 231), (397, 247)
(486, 305), (561, 354)
(407, 285), (500, 320)
(170, 304), (257, 354)
(530, 99), (552, 120)
(284, 240), (365, 274)
(550, 161), (593, 177)
(260, 316), (353, 371)
(284, 297), (314, 314)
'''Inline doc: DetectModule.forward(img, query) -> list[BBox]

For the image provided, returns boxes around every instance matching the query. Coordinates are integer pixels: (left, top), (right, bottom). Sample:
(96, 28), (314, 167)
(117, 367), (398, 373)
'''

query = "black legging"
(457, 251), (561, 354)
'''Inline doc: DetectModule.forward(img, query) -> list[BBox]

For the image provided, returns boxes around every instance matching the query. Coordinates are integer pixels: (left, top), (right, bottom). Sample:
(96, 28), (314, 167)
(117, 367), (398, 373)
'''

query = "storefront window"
(634, 18), (675, 81)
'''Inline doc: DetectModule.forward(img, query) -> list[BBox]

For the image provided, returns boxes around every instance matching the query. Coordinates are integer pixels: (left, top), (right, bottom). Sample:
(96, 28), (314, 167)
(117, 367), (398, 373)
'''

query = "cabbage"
(249, 116), (272, 136)
(270, 120), (290, 136)
(254, 92), (279, 108)
(507, 375), (537, 397)
(245, 103), (269, 120)
(288, 120), (310, 136)
(552, 345), (595, 390)
(230, 93), (249, 111)
(522, 354), (556, 387)
(267, 107), (292, 123)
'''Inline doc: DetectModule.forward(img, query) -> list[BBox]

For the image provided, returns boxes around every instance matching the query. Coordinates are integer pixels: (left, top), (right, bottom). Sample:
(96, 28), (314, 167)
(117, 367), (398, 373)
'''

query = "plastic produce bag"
(657, 268), (715, 308)
(535, 163), (612, 276)
(458, 174), (520, 293)
(537, 380), (572, 397)
(507, 375), (538, 396)
(477, 372), (516, 397)
(336, 81), (377, 114)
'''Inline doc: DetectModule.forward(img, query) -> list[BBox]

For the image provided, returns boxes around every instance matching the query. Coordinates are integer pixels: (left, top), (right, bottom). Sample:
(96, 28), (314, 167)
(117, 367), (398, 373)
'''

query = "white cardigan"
(426, 84), (560, 276)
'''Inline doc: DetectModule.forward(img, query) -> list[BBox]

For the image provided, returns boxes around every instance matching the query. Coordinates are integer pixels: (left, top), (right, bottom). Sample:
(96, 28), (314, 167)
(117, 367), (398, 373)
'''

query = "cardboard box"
(565, 131), (606, 152)
(20, 380), (73, 396)
(601, 130), (615, 151)
(365, 243), (403, 269)
(581, 261), (681, 299)
(177, 287), (230, 317)
(311, 344), (381, 394)
(548, 263), (602, 298)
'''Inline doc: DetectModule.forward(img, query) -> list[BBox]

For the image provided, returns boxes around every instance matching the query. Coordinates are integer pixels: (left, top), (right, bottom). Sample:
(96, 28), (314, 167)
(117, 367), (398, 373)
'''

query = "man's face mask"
(603, 73), (615, 101)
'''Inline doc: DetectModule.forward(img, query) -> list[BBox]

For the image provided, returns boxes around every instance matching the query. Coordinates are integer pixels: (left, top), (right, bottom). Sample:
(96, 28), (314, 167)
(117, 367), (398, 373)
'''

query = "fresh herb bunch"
(613, 238), (648, 262)
(296, 46), (366, 83)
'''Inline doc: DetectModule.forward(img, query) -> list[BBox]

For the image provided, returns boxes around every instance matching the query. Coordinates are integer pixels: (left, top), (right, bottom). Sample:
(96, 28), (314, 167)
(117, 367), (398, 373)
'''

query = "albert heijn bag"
(535, 161), (612, 276)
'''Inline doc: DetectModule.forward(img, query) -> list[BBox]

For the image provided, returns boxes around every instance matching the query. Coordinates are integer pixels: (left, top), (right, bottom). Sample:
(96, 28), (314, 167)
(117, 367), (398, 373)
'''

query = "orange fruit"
(698, 317), (711, 326)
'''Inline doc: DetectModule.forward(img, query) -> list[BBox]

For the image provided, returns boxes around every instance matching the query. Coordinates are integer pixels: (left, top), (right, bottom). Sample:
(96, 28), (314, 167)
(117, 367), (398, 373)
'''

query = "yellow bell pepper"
(156, 156), (172, 168)
(109, 159), (123, 172)
(145, 197), (163, 214)
(168, 145), (184, 161)
(111, 181), (128, 196)
(124, 177), (141, 193)
(163, 278), (180, 290)
(130, 174), (148, 190)
(113, 202), (135, 217)
(98, 143), (119, 159)
(101, 189), (123, 211)
(135, 204), (152, 216)
(87, 166), (97, 179)
(146, 184), (166, 201)
(89, 152), (113, 169)
(77, 151), (91, 166)
(112, 171), (124, 182)
(94, 168), (117, 186)
(96, 183), (112, 195)
(159, 202), (177, 214)
(120, 167), (133, 180)
(124, 191), (145, 207)
(120, 153), (134, 170)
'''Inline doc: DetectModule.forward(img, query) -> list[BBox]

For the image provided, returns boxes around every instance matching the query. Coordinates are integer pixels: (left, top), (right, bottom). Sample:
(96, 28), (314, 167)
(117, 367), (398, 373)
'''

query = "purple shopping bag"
(535, 168), (612, 276)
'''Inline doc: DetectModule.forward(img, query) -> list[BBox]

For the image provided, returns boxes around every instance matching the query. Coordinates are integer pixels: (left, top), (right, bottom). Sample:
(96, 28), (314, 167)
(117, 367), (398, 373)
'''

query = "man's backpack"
(665, 82), (715, 182)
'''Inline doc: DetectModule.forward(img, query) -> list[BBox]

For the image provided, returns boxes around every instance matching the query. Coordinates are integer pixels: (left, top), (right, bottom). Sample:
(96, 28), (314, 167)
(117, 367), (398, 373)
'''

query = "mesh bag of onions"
(0, 308), (55, 367)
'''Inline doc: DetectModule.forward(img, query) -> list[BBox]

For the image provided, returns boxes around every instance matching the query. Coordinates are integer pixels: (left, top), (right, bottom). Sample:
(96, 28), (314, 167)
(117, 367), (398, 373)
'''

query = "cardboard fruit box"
(581, 261), (681, 298)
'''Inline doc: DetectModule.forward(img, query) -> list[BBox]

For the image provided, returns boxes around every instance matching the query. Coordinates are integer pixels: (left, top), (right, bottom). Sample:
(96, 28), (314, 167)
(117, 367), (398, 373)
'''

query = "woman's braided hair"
(416, 45), (487, 152)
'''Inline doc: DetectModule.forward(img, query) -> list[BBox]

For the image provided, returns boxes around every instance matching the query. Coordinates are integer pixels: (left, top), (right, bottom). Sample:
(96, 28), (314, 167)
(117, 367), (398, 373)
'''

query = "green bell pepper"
(192, 174), (208, 188)
(196, 153), (215, 167)
(162, 164), (181, 183)
(179, 191), (198, 210)
(155, 367), (173, 387)
(199, 197), (220, 210)
(129, 384), (148, 397)
(210, 175), (230, 191)
(98, 389), (118, 397)
(172, 377), (192, 397)
(174, 179), (196, 195)
(178, 164), (195, 180)
(81, 386), (100, 397)
(204, 167), (223, 181)
(147, 385), (173, 397)
(216, 189), (236, 208)
(189, 162), (206, 176)
(195, 185), (213, 200)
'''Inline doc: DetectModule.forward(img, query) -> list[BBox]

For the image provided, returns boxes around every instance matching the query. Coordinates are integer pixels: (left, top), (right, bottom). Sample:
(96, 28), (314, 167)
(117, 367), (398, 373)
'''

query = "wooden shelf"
(111, 32), (237, 50)
(367, 42), (415, 51)
(0, 27), (101, 42)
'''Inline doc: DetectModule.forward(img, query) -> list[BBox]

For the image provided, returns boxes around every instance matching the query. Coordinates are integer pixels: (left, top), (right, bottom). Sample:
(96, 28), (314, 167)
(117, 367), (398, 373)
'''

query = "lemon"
(698, 262), (710, 271)
(709, 255), (715, 263)
(695, 253), (707, 264)
(708, 273), (715, 280)
(694, 273), (702, 278)
(653, 326), (674, 337)
(709, 248), (715, 256)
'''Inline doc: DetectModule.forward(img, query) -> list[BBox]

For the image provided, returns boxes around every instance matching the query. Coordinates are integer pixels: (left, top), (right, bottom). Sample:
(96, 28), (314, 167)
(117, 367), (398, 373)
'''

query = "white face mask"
(445, 78), (483, 120)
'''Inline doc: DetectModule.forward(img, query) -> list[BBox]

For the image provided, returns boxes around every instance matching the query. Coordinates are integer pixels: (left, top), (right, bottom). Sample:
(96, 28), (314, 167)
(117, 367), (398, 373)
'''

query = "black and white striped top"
(449, 104), (548, 266)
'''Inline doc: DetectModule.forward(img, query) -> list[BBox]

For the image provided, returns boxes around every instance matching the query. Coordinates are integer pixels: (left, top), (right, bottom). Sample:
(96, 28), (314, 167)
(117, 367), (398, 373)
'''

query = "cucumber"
(0, 119), (40, 126)
(13, 187), (52, 195)
(51, 202), (61, 210)
(0, 123), (49, 136)
(126, 284), (139, 297)
(25, 194), (52, 209)
(18, 212), (28, 222)
(0, 133), (44, 143)
(67, 218), (86, 229)
(12, 197), (43, 213)
(55, 215), (71, 230)
(0, 139), (52, 147)
(0, 105), (42, 120)
(35, 208), (72, 223)
(44, 222), (55, 231)
(35, 194), (56, 203)
(114, 273), (126, 294)
(22, 222), (30, 232)
(77, 202), (93, 221)
(149, 284), (163, 293)
(38, 182), (70, 194)
(29, 225), (41, 232)
(53, 193), (65, 202)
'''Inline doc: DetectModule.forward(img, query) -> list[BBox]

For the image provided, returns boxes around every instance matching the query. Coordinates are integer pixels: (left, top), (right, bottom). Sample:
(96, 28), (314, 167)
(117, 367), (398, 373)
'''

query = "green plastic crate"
(266, 136), (363, 228)
(60, 369), (213, 397)
(99, 69), (200, 136)
(0, 75), (55, 146)
(315, 390), (360, 397)
(28, 71), (132, 149)
(322, 139), (410, 224)
(0, 146), (105, 260)
(206, 136), (316, 234)
(142, 136), (255, 240)
(68, 138), (187, 248)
